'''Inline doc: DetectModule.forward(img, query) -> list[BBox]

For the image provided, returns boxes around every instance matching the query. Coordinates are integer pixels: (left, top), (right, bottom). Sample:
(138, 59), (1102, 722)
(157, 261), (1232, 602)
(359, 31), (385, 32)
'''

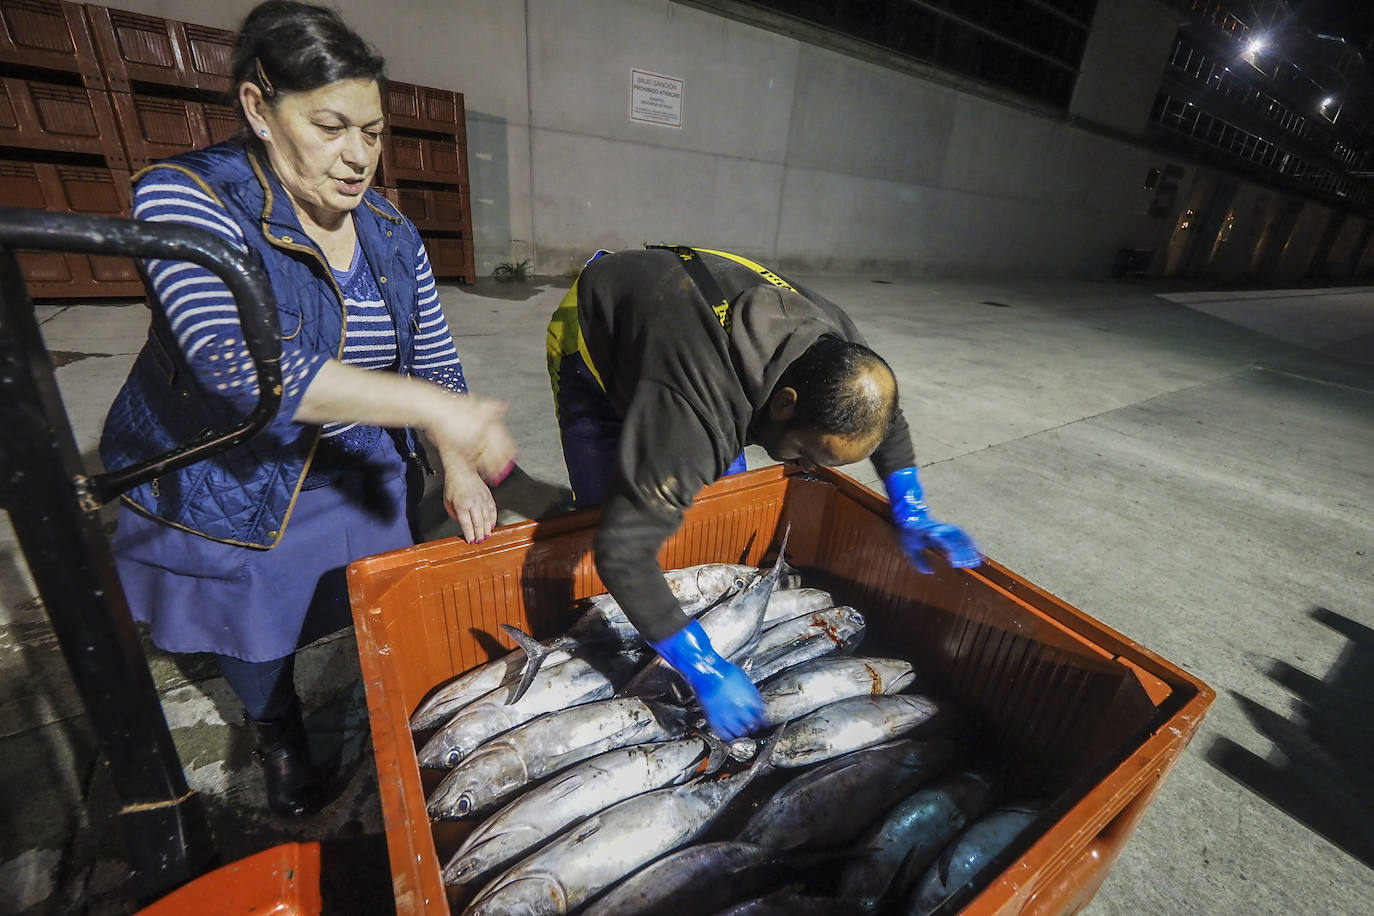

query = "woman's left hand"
(443, 460), (498, 543)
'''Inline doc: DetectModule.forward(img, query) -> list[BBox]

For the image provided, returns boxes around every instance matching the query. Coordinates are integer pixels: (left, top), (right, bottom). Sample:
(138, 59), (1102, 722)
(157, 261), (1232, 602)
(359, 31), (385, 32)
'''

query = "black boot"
(247, 700), (322, 818)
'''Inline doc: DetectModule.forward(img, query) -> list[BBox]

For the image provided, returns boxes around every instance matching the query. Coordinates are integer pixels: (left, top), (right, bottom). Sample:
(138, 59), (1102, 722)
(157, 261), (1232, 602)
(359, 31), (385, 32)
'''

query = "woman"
(99, 0), (515, 817)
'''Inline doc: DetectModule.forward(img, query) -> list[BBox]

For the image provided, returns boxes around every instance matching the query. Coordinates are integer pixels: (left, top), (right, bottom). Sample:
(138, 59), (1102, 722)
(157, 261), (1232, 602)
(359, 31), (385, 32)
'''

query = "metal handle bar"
(0, 205), (282, 504)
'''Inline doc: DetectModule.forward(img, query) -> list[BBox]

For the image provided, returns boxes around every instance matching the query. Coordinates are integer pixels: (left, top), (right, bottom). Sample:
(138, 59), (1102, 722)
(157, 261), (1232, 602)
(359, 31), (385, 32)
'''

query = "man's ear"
(768, 386), (798, 423)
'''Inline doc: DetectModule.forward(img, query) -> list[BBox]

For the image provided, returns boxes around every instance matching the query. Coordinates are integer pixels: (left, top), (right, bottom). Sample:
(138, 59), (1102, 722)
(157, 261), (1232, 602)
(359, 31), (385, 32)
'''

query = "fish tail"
(498, 624), (550, 704)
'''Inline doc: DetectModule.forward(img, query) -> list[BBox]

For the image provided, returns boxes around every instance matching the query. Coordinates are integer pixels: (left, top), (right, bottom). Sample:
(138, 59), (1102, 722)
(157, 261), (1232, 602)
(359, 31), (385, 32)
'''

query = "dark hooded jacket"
(574, 247), (915, 641)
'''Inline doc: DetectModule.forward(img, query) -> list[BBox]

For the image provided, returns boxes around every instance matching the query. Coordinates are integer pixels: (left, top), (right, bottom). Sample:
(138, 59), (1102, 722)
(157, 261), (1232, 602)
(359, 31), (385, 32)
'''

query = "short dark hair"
(775, 335), (896, 439)
(229, 1), (385, 107)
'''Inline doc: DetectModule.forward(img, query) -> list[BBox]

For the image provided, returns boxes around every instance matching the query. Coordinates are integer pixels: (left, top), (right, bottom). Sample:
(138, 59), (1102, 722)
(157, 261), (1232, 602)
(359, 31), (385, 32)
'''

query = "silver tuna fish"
(773, 693), (944, 768)
(579, 841), (796, 916)
(758, 656), (914, 727)
(408, 640), (573, 733)
(744, 628), (862, 685)
(427, 697), (691, 819)
(738, 737), (957, 851)
(568, 591), (717, 648)
(441, 735), (727, 887)
(410, 595), (678, 732)
(416, 649), (645, 769)
(462, 733), (780, 915)
(759, 587), (835, 628)
(742, 606), (866, 670)
(839, 770), (998, 912)
(902, 803), (1040, 915)
(665, 563), (758, 605)
(624, 528), (791, 700)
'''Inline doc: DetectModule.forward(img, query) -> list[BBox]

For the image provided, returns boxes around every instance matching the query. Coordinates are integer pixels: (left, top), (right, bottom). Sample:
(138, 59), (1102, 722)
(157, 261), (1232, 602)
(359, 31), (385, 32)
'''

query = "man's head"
(753, 335), (897, 470)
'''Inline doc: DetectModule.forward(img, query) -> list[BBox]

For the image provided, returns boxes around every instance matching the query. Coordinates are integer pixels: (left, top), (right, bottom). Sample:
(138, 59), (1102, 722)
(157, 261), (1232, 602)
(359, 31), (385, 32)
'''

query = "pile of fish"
(409, 538), (1040, 915)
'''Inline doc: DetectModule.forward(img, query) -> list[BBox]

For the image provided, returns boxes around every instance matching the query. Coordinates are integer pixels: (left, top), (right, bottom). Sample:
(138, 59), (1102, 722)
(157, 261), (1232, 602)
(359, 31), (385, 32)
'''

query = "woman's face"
(246, 77), (384, 222)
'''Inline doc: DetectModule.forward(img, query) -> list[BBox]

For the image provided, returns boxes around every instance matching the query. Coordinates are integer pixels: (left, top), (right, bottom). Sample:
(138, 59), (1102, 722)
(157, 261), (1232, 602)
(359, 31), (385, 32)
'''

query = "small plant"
(492, 259), (532, 283)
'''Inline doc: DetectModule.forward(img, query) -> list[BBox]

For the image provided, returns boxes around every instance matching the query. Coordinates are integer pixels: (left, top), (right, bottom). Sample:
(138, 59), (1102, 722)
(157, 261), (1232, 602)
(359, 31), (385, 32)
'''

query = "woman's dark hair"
(775, 335), (897, 439)
(229, 1), (385, 107)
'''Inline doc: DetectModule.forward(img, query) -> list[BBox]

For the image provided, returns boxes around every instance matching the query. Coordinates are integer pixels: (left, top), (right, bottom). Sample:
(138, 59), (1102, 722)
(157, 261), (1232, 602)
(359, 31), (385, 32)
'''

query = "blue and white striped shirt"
(131, 169), (468, 430)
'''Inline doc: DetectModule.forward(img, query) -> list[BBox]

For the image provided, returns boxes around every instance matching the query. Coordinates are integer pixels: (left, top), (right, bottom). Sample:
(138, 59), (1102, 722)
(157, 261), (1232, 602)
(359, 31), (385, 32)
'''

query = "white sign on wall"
(630, 68), (683, 128)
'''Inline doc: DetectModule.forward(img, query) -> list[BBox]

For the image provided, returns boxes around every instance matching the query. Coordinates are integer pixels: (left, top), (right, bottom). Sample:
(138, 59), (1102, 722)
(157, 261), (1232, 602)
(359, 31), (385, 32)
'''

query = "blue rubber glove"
(649, 620), (765, 740)
(883, 466), (983, 574)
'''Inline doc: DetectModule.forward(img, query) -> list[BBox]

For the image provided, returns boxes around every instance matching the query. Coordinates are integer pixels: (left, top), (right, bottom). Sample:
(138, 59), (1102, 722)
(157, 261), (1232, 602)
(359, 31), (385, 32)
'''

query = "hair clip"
(255, 57), (275, 96)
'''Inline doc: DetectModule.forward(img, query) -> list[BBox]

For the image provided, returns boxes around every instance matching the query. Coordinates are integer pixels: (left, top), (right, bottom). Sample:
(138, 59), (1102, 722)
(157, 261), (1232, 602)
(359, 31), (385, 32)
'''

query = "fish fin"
(736, 531), (758, 565)
(668, 678), (693, 705)
(548, 770), (592, 800)
(750, 727), (784, 776)
(498, 624), (549, 704)
(936, 846), (955, 886)
(700, 730), (730, 774)
(770, 524), (792, 580)
(646, 699), (694, 735)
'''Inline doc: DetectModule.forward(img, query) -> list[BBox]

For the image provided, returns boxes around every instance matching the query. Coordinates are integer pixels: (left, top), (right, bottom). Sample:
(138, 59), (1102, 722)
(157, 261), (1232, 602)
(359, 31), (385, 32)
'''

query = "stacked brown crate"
(376, 79), (476, 283)
(3, 2), (477, 298)
(0, 0), (141, 297)
(86, 3), (239, 169)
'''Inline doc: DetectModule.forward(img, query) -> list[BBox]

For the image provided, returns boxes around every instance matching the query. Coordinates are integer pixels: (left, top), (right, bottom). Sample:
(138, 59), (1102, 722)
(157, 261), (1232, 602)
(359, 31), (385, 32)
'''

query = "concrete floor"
(1, 270), (1371, 914)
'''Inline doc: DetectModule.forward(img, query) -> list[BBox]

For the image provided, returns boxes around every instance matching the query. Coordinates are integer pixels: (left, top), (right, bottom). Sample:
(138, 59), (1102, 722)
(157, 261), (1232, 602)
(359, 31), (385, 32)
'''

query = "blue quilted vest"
(100, 141), (424, 548)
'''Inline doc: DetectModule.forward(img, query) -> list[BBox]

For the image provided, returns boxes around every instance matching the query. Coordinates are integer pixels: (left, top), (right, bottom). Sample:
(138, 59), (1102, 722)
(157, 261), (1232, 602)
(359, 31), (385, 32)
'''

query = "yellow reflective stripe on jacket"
(546, 276), (606, 394)
(693, 248), (796, 292)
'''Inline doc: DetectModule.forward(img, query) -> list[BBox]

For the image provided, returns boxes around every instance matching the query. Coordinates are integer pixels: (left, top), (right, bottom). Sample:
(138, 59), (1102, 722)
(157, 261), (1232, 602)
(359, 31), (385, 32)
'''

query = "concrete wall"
(1272, 202), (1333, 283)
(1070, 0), (1184, 137)
(1326, 215), (1369, 278)
(99, 0), (1191, 280)
(520, 0), (1174, 278)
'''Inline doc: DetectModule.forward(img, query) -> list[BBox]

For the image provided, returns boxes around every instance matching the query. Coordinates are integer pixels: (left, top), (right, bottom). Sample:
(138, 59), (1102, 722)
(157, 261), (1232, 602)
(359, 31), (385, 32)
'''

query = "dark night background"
(1294, 0), (1374, 47)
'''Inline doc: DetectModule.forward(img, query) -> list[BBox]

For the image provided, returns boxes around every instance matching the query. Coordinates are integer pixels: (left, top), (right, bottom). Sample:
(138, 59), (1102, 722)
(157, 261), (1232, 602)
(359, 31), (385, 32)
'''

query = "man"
(546, 245), (981, 740)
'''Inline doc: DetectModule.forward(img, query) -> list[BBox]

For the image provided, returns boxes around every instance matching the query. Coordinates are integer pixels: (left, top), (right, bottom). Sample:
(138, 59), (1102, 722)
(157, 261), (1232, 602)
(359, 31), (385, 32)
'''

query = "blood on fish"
(863, 662), (883, 693)
(808, 613), (847, 647)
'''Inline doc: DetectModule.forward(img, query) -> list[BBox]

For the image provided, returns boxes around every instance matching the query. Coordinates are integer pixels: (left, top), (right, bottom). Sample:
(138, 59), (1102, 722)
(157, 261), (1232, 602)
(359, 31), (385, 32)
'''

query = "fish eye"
(445, 748), (461, 767)
(457, 792), (475, 816)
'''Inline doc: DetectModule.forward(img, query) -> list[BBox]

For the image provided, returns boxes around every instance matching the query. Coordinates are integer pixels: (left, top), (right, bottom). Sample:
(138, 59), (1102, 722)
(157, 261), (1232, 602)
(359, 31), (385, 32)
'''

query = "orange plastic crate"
(347, 466), (1213, 915)
(137, 835), (397, 916)
(139, 843), (323, 916)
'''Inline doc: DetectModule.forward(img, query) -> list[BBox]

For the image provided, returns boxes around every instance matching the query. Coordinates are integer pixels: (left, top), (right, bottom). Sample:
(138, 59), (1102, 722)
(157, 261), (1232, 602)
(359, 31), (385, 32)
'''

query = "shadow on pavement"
(1207, 606), (1374, 867)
